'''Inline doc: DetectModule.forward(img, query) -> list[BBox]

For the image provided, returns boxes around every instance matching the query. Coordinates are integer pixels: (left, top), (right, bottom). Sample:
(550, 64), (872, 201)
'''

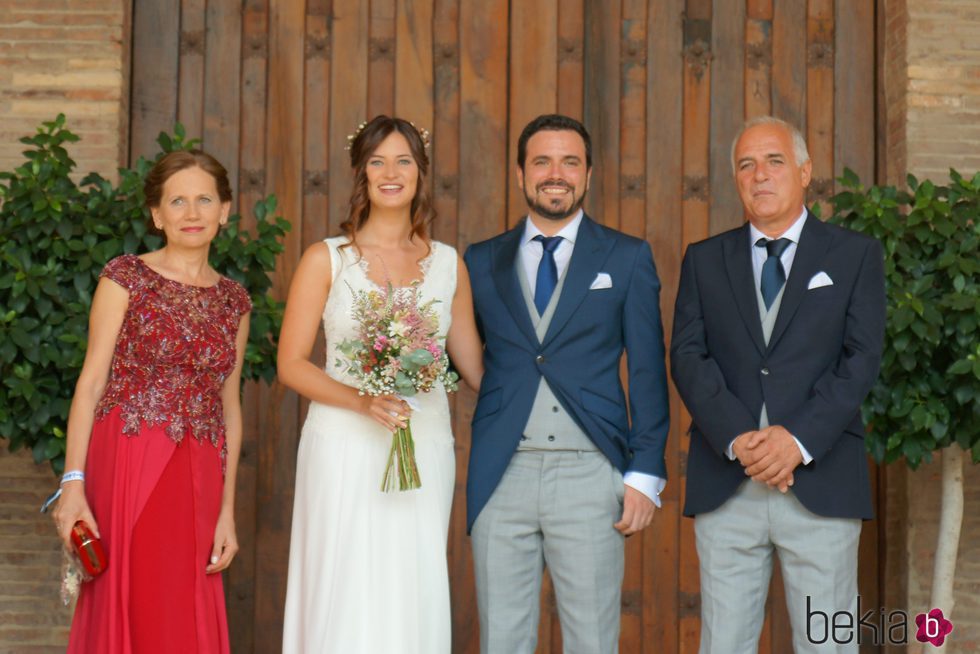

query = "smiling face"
(734, 123), (812, 237)
(365, 131), (420, 211)
(150, 165), (230, 247)
(517, 129), (591, 230)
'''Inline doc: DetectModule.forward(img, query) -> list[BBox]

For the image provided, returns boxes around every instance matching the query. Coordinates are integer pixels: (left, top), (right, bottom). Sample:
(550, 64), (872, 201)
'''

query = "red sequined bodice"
(94, 255), (251, 449)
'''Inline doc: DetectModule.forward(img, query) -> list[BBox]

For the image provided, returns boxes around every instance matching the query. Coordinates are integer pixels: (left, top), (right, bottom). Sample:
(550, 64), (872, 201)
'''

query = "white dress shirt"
(725, 208), (813, 464)
(520, 211), (667, 506)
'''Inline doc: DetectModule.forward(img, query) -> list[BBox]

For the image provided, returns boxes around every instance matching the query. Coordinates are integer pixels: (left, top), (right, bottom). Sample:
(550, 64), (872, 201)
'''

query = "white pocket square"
(807, 271), (834, 290)
(590, 272), (613, 290)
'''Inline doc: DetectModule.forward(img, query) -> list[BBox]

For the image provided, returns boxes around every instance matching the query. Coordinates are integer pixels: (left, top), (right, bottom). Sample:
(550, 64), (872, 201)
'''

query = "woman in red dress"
(52, 150), (251, 653)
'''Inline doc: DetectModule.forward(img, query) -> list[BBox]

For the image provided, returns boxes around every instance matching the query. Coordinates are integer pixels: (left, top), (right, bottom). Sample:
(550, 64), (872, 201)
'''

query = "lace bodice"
(94, 255), (252, 448)
(321, 237), (458, 392)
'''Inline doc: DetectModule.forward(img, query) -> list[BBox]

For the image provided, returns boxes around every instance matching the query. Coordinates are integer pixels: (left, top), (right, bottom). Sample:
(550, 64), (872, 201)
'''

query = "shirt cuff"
(726, 438), (738, 461)
(623, 472), (666, 508)
(793, 436), (814, 465)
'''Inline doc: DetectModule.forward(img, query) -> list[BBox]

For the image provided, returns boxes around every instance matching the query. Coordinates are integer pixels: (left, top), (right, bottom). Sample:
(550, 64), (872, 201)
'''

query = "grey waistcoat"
(756, 282), (786, 429)
(515, 255), (596, 452)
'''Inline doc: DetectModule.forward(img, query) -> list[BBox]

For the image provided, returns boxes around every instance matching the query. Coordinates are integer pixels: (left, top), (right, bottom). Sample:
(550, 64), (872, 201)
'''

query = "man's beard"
(524, 180), (587, 221)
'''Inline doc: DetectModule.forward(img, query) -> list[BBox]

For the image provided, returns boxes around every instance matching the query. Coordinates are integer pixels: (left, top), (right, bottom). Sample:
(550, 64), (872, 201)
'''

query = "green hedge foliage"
(0, 115), (290, 472)
(831, 168), (980, 467)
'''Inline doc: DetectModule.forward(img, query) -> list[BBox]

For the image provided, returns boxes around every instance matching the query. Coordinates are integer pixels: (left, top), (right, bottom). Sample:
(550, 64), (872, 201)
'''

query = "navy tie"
(756, 237), (791, 310)
(533, 235), (563, 315)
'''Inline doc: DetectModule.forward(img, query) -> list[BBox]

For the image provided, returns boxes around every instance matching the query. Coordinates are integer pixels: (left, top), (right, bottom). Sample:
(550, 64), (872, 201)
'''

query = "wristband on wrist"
(61, 470), (85, 485)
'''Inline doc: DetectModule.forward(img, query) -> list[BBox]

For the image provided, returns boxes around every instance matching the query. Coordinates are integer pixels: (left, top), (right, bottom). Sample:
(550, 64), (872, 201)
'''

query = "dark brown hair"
(339, 115), (434, 252)
(144, 149), (233, 209)
(517, 114), (592, 169)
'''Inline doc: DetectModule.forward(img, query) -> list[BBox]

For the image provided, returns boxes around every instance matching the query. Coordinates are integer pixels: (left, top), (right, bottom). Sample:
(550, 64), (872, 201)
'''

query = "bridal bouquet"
(336, 282), (458, 492)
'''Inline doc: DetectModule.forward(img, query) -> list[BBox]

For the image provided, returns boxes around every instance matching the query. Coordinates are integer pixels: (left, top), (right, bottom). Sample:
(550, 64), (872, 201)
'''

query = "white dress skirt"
(282, 237), (457, 654)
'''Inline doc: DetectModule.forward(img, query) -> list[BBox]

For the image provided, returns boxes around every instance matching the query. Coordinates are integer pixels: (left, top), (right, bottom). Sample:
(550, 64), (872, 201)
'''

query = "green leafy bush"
(0, 115), (289, 472)
(830, 168), (980, 466)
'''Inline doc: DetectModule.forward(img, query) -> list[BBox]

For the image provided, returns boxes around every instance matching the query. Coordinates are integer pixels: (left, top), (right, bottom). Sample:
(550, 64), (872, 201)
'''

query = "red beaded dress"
(67, 254), (251, 654)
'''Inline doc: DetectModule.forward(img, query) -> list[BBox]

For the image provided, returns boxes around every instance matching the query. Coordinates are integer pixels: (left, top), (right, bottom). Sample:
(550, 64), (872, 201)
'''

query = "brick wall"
(882, 0), (908, 186)
(883, 0), (980, 651)
(0, 448), (72, 652)
(0, 0), (126, 651)
(0, 0), (128, 179)
(905, 0), (980, 181)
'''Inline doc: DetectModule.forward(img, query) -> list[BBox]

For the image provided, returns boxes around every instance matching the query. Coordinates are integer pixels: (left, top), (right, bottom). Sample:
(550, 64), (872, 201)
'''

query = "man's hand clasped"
(732, 425), (803, 493)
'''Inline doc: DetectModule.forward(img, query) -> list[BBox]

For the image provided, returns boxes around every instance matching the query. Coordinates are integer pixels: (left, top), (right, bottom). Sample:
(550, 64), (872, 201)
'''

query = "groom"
(464, 114), (670, 653)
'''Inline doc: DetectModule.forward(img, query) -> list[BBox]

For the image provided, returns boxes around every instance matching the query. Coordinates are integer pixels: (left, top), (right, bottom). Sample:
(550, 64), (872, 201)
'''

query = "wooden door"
(128, 1), (881, 651)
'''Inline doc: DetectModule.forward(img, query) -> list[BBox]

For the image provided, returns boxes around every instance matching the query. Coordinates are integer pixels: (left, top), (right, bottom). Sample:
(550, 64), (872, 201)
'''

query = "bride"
(277, 115), (483, 653)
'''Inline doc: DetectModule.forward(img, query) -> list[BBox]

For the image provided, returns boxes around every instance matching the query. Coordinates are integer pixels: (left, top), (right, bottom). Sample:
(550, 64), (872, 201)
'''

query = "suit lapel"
(767, 211), (831, 351)
(723, 224), (767, 356)
(491, 221), (538, 346)
(541, 216), (613, 347)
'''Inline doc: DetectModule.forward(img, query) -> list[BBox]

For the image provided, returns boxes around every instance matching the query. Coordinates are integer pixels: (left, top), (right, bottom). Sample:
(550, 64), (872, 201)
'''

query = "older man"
(671, 116), (886, 654)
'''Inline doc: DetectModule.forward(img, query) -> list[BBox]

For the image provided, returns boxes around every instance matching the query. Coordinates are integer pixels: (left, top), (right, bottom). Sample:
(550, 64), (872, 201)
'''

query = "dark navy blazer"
(463, 215), (670, 532)
(671, 212), (886, 520)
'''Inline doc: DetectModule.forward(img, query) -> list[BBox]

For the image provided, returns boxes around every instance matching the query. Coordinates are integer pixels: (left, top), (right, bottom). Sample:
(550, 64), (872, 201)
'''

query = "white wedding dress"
(282, 237), (456, 653)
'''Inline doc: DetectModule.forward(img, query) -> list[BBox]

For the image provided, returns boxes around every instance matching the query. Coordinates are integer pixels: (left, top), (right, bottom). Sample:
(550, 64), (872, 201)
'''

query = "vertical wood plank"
(557, 0), (584, 119)
(834, 0), (875, 185)
(225, 3), (268, 652)
(129, 0), (180, 161)
(253, 2), (305, 651)
(432, 0), (459, 246)
(204, 0), (243, 208)
(431, 1), (472, 651)
(620, 4), (649, 650)
(178, 0), (205, 139)
(458, 0), (508, 245)
(583, 0), (621, 229)
(680, 2), (712, 650)
(745, 0), (773, 119)
(619, 0), (647, 240)
(806, 0), (834, 216)
(771, 0), (807, 127)
(368, 0), (395, 118)
(507, 0), (557, 228)
(328, 0), (369, 236)
(395, 0), (434, 129)
(708, 0), (745, 236)
(303, 0), (331, 247)
(646, 2), (684, 653)
(458, 7), (508, 650)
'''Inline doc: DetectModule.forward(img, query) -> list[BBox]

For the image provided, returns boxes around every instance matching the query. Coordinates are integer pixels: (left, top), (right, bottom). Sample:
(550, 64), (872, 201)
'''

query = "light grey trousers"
(471, 450), (625, 654)
(695, 480), (862, 654)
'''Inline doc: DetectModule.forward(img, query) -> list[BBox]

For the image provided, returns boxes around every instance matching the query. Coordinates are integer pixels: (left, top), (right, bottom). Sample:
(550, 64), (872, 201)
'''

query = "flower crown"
(345, 120), (431, 151)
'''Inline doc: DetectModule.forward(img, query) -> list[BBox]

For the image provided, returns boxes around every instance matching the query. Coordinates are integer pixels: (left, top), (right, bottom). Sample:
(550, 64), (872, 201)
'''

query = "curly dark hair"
(339, 115), (434, 254)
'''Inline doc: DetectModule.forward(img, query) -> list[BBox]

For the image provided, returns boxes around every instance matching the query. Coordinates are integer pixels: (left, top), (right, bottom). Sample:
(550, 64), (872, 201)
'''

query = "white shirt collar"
(521, 210), (584, 246)
(749, 208), (808, 246)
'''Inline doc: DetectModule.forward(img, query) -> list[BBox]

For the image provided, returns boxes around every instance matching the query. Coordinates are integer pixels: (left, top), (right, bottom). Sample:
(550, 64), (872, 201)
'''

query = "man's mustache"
(535, 179), (573, 192)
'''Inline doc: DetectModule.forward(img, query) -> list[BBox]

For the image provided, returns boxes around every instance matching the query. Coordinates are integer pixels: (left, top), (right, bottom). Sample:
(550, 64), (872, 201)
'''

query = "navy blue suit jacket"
(671, 213), (886, 520)
(464, 216), (670, 532)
